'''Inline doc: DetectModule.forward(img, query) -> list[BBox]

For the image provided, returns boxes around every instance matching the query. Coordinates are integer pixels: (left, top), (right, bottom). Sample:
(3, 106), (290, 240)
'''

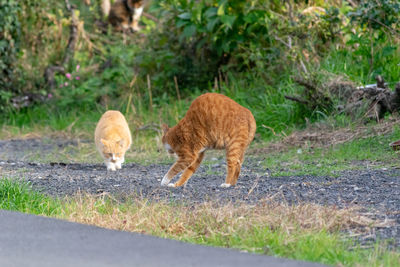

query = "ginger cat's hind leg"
(230, 151), (245, 186)
(221, 140), (247, 188)
(170, 151), (205, 187)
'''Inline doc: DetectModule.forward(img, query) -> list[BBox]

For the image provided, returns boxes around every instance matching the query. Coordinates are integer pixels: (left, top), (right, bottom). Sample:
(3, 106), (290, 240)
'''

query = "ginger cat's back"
(182, 93), (256, 148)
(95, 110), (132, 171)
(161, 93), (256, 188)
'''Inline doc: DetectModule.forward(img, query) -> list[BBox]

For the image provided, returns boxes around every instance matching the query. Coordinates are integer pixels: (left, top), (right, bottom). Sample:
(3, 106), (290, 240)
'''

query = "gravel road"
(0, 138), (399, 248)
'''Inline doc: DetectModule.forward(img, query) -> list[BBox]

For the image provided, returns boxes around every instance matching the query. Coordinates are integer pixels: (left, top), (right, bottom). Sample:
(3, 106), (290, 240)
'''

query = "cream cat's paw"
(167, 183), (176, 188)
(106, 162), (116, 171)
(220, 183), (232, 188)
(107, 166), (117, 171)
(115, 162), (122, 169)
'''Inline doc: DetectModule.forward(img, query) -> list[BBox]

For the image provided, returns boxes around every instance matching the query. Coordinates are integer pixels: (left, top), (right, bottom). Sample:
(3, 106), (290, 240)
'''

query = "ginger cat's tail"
(247, 112), (257, 145)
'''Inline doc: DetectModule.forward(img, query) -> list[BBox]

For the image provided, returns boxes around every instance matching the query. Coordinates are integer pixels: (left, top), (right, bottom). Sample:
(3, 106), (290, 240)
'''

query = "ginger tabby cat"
(95, 110), (132, 171)
(161, 93), (256, 188)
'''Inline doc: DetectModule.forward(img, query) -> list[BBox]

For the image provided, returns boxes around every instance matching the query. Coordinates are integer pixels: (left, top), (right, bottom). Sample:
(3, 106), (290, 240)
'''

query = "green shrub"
(345, 0), (400, 82)
(0, 0), (21, 109)
(0, 179), (61, 216)
(135, 0), (347, 98)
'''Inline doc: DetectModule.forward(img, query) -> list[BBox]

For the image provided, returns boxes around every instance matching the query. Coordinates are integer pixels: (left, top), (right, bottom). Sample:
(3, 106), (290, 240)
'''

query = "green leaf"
(220, 15), (236, 29)
(205, 7), (217, 18)
(183, 25), (197, 38)
(206, 17), (220, 32)
(176, 19), (189, 28)
(178, 12), (191, 20)
(217, 2), (225, 16)
(381, 46), (396, 57)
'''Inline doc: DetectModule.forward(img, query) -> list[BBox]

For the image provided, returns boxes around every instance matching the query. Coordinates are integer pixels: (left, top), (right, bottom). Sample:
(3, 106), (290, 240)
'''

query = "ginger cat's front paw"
(167, 183), (176, 188)
(220, 183), (232, 188)
(115, 162), (122, 169)
(161, 175), (170, 186)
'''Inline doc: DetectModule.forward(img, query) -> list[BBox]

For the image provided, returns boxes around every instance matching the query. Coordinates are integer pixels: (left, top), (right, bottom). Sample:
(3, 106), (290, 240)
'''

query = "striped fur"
(161, 93), (256, 188)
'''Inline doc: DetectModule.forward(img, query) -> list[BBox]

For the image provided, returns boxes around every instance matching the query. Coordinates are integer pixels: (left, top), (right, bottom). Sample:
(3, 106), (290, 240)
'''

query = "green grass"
(0, 178), (61, 216)
(262, 126), (400, 177)
(0, 178), (398, 266)
(191, 228), (399, 266)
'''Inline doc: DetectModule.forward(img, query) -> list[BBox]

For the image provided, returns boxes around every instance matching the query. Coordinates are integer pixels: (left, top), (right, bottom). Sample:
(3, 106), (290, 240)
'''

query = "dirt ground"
(0, 137), (399, 249)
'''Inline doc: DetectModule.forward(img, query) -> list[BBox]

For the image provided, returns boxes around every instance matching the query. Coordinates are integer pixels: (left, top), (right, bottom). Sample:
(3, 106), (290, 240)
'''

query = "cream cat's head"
(100, 138), (126, 163)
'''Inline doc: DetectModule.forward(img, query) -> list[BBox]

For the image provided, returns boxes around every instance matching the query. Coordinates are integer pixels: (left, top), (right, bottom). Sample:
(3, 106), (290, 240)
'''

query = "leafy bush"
(135, 0), (347, 98)
(0, 0), (21, 108)
(345, 0), (400, 81)
(348, 0), (400, 30)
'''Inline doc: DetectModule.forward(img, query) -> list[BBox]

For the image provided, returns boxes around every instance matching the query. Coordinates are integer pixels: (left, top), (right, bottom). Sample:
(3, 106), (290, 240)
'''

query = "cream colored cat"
(95, 110), (132, 171)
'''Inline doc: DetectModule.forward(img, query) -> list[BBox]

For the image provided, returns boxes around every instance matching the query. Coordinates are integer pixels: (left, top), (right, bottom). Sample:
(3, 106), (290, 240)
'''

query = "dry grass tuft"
(60, 194), (389, 241)
(251, 115), (400, 154)
(283, 116), (399, 148)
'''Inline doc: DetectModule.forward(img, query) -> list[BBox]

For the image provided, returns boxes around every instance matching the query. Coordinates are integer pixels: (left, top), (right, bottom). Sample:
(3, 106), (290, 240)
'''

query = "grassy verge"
(0, 179), (61, 216)
(258, 123), (400, 177)
(0, 179), (398, 266)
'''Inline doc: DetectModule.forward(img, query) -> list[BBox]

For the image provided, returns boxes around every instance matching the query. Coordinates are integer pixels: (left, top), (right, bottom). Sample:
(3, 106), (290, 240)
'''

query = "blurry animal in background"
(95, 110), (132, 171)
(108, 0), (146, 32)
(161, 93), (256, 188)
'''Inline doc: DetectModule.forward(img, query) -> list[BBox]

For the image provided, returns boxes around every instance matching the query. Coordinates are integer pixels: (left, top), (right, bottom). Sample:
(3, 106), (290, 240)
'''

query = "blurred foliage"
(136, 0), (347, 95)
(0, 0), (21, 109)
(348, 0), (400, 30)
(345, 0), (400, 81)
(1, 0), (399, 137)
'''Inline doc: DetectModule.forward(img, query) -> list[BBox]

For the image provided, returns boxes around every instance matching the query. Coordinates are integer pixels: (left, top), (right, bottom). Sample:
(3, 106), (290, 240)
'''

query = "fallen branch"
(142, 12), (159, 23)
(336, 76), (400, 121)
(284, 95), (310, 106)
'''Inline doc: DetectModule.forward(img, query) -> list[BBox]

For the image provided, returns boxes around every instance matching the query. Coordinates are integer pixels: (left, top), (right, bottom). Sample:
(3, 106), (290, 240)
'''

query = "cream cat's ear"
(161, 123), (169, 134)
